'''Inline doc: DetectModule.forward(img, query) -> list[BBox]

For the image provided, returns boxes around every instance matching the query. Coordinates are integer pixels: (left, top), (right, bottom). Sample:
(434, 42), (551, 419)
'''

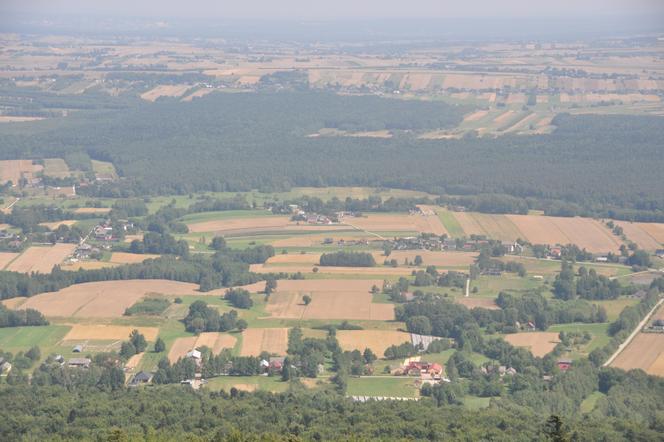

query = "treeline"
(319, 251), (376, 267)
(0, 304), (48, 327)
(0, 247), (271, 300)
(2, 92), (662, 219)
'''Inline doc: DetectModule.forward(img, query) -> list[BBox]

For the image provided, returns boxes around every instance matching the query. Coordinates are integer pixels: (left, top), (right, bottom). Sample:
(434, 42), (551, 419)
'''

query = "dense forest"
(0, 92), (662, 218)
(2, 378), (663, 441)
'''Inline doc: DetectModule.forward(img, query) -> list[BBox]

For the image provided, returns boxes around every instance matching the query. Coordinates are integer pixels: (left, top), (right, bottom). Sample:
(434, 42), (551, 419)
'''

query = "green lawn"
(346, 377), (419, 398)
(470, 274), (545, 298)
(437, 208), (465, 237)
(0, 325), (71, 353)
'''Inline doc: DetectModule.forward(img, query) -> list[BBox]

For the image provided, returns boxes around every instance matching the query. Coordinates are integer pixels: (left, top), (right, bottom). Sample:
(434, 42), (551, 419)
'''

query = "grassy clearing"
(437, 208), (465, 237)
(470, 275), (546, 298)
(205, 375), (291, 393)
(463, 396), (492, 410)
(580, 391), (605, 413)
(592, 298), (638, 321)
(346, 377), (418, 398)
(91, 160), (118, 179)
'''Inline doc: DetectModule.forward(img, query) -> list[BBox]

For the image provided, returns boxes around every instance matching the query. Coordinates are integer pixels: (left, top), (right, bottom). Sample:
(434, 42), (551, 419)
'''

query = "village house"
(129, 371), (154, 386)
(68, 358), (92, 369)
(556, 359), (573, 371)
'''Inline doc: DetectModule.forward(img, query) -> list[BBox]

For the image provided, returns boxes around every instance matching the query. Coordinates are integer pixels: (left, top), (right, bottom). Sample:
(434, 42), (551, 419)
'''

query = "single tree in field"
(154, 337), (166, 353)
(302, 295), (312, 306)
(236, 319), (248, 332)
(414, 255), (423, 266)
(265, 278), (277, 296)
(129, 329), (148, 353)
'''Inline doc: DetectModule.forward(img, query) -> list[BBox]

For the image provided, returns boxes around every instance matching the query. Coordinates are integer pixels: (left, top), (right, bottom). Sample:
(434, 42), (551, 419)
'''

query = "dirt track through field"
(0, 252), (19, 270)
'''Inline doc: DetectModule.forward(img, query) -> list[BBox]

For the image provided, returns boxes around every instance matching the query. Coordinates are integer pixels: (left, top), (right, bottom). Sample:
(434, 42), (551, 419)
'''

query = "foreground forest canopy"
(0, 92), (662, 217)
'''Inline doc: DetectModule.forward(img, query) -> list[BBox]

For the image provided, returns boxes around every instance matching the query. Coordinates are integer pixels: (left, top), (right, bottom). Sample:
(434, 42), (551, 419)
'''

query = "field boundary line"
(604, 297), (664, 367)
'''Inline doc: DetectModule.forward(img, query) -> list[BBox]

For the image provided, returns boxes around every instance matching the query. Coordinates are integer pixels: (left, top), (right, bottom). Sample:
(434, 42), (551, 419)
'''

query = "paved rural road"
(2, 197), (19, 212)
(603, 297), (664, 367)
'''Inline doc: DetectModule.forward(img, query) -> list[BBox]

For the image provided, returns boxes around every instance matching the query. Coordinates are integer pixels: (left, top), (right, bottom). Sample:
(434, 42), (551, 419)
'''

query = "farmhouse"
(557, 359), (573, 371)
(68, 358), (92, 369)
(130, 371), (154, 386)
(402, 361), (444, 378)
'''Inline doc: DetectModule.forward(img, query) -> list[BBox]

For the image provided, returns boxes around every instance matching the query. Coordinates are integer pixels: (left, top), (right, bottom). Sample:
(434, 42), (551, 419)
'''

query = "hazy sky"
(2, 0), (664, 20)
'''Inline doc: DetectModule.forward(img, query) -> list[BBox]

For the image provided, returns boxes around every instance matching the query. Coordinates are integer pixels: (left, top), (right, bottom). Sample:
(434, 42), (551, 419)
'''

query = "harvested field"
(74, 207), (111, 214)
(635, 223), (664, 244)
(39, 220), (77, 229)
(611, 333), (664, 376)
(140, 84), (191, 101)
(250, 263), (415, 276)
(188, 216), (308, 234)
(110, 252), (160, 264)
(0, 160), (42, 185)
(168, 336), (198, 363)
(7, 243), (76, 274)
(342, 213), (447, 235)
(614, 221), (662, 250)
(0, 252), (19, 270)
(453, 212), (524, 242)
(194, 332), (237, 354)
(240, 328), (289, 356)
(265, 290), (394, 321)
(16, 280), (218, 318)
(336, 330), (412, 355)
(493, 110), (517, 126)
(61, 261), (119, 271)
(371, 250), (477, 267)
(506, 215), (622, 252)
(1, 297), (26, 309)
(64, 324), (159, 341)
(266, 253), (321, 265)
(504, 332), (560, 357)
(239, 279), (380, 294)
(456, 297), (499, 310)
